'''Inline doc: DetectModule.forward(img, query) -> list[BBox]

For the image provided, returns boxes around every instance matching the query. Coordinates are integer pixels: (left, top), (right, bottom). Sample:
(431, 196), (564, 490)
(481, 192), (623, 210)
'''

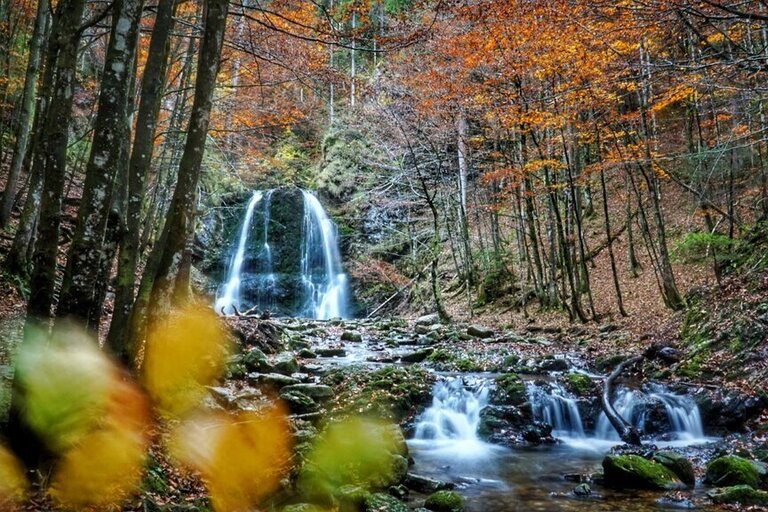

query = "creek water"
(408, 377), (715, 511)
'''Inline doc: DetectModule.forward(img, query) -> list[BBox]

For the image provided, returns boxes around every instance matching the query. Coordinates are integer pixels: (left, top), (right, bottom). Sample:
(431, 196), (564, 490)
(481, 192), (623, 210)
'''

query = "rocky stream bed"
(205, 314), (768, 512)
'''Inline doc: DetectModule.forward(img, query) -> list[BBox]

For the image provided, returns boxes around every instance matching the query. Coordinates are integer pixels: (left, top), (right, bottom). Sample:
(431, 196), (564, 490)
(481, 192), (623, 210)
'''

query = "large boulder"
(708, 485), (768, 506)
(424, 490), (464, 512)
(653, 451), (695, 486)
(602, 454), (685, 490)
(705, 455), (763, 488)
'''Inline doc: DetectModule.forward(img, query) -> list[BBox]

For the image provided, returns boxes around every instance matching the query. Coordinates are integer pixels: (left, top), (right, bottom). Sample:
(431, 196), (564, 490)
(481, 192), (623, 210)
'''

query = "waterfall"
(300, 190), (349, 320)
(214, 191), (263, 315)
(594, 389), (646, 441)
(214, 188), (350, 319)
(526, 382), (585, 439)
(412, 379), (494, 457)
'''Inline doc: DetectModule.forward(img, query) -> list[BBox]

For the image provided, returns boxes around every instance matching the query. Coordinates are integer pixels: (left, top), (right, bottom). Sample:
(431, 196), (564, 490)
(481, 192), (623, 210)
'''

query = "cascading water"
(214, 191), (263, 315)
(214, 188), (350, 319)
(411, 378), (495, 458)
(300, 191), (349, 319)
(526, 382), (585, 439)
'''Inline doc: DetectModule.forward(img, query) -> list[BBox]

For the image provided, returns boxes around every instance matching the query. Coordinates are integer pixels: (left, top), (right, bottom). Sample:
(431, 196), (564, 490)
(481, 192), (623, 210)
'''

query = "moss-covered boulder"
(565, 373), (594, 396)
(602, 454), (685, 490)
(653, 451), (696, 486)
(336, 484), (370, 508)
(493, 373), (526, 405)
(708, 485), (768, 506)
(242, 347), (272, 373)
(282, 505), (327, 512)
(705, 455), (762, 488)
(363, 492), (409, 512)
(424, 490), (465, 512)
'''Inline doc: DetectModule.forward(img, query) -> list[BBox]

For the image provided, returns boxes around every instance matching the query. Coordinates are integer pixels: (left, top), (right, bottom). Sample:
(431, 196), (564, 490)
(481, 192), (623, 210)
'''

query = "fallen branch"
(601, 355), (644, 446)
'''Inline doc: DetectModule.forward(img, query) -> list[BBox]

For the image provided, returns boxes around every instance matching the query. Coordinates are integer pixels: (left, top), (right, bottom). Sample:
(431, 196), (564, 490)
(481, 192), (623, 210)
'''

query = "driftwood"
(601, 355), (644, 446)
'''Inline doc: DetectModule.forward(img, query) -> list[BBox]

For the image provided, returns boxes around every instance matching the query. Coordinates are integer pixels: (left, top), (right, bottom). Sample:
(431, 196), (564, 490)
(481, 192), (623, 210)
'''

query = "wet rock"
(705, 455), (762, 488)
(424, 490), (464, 512)
(316, 347), (347, 357)
(341, 330), (363, 342)
(401, 348), (434, 363)
(467, 325), (494, 339)
(280, 390), (318, 414)
(281, 504), (326, 512)
(416, 314), (440, 326)
(248, 372), (300, 389)
(656, 496), (695, 509)
(281, 384), (334, 402)
(653, 451), (695, 486)
(243, 347), (272, 373)
(538, 357), (568, 372)
(364, 492), (409, 512)
(298, 348), (317, 359)
(708, 485), (768, 506)
(336, 484), (369, 507)
(523, 421), (553, 444)
(404, 473), (455, 494)
(388, 484), (409, 500)
(602, 454), (685, 490)
(273, 352), (299, 375)
(492, 373), (526, 406)
(572, 483), (591, 496)
(565, 373), (594, 396)
(658, 347), (681, 363)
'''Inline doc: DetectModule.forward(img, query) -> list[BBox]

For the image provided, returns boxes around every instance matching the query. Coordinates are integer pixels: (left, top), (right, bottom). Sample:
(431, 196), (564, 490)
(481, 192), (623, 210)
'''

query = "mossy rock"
(653, 451), (695, 486)
(242, 347), (271, 373)
(708, 485), (768, 505)
(336, 484), (370, 507)
(493, 373), (526, 405)
(565, 373), (594, 396)
(602, 454), (685, 490)
(705, 455), (762, 488)
(424, 490), (465, 512)
(363, 492), (409, 512)
(282, 505), (327, 512)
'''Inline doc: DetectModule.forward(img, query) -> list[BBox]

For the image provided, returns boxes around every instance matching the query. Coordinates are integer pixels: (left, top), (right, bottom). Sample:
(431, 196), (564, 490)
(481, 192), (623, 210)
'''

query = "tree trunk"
(57, 0), (144, 327)
(106, 0), (176, 361)
(148, 0), (230, 310)
(602, 355), (644, 446)
(0, 0), (48, 228)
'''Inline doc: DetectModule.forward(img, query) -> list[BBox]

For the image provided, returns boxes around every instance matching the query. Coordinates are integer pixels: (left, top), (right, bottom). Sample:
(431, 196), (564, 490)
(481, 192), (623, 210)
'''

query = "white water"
(527, 379), (709, 449)
(412, 379), (497, 459)
(214, 191), (263, 315)
(300, 190), (349, 319)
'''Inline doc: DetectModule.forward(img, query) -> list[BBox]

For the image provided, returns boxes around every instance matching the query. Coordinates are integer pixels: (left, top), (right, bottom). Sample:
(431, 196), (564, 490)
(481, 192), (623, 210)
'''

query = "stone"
(523, 421), (553, 444)
(247, 372), (300, 389)
(653, 451), (695, 486)
(416, 313), (440, 326)
(336, 484), (370, 507)
(400, 348), (434, 363)
(424, 490), (465, 512)
(705, 455), (762, 488)
(280, 390), (318, 415)
(281, 384), (334, 402)
(363, 492), (409, 512)
(573, 483), (591, 496)
(273, 352), (299, 375)
(467, 324), (494, 339)
(341, 330), (363, 342)
(242, 347), (272, 373)
(602, 454), (685, 490)
(538, 357), (568, 372)
(404, 473), (455, 494)
(316, 347), (347, 357)
(282, 504), (326, 512)
(708, 485), (768, 506)
(298, 348), (317, 359)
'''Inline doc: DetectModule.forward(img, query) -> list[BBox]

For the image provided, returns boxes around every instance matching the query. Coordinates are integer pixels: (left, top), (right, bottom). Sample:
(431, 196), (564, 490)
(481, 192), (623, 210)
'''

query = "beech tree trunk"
(148, 0), (230, 309)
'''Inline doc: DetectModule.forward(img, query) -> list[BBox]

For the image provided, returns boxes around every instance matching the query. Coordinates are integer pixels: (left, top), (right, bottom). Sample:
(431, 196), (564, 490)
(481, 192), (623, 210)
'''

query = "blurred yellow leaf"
(16, 325), (116, 452)
(171, 403), (292, 512)
(0, 444), (27, 507)
(49, 424), (148, 510)
(144, 303), (232, 416)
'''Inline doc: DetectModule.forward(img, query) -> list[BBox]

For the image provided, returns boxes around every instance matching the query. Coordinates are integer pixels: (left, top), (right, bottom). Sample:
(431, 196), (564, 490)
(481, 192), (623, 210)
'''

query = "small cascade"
(594, 389), (646, 441)
(412, 379), (493, 457)
(214, 191), (263, 315)
(300, 190), (349, 320)
(526, 382), (585, 439)
(214, 188), (351, 319)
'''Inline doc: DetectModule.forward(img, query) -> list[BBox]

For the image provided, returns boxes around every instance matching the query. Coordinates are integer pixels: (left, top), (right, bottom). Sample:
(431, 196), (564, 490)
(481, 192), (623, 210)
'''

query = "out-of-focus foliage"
(15, 324), (151, 509)
(0, 444), (27, 507)
(143, 303), (232, 416)
(171, 404), (293, 512)
(298, 417), (405, 497)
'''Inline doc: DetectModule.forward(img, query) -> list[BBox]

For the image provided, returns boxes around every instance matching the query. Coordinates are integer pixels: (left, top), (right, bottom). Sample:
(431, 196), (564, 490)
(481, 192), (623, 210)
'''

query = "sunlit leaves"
(298, 417), (405, 498)
(171, 404), (293, 512)
(15, 324), (151, 509)
(144, 303), (232, 417)
(0, 444), (27, 508)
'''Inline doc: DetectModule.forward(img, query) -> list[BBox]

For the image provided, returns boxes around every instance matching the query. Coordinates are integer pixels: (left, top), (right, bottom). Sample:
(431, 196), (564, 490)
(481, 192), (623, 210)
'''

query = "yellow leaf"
(171, 403), (292, 512)
(144, 304), (232, 416)
(0, 444), (27, 507)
